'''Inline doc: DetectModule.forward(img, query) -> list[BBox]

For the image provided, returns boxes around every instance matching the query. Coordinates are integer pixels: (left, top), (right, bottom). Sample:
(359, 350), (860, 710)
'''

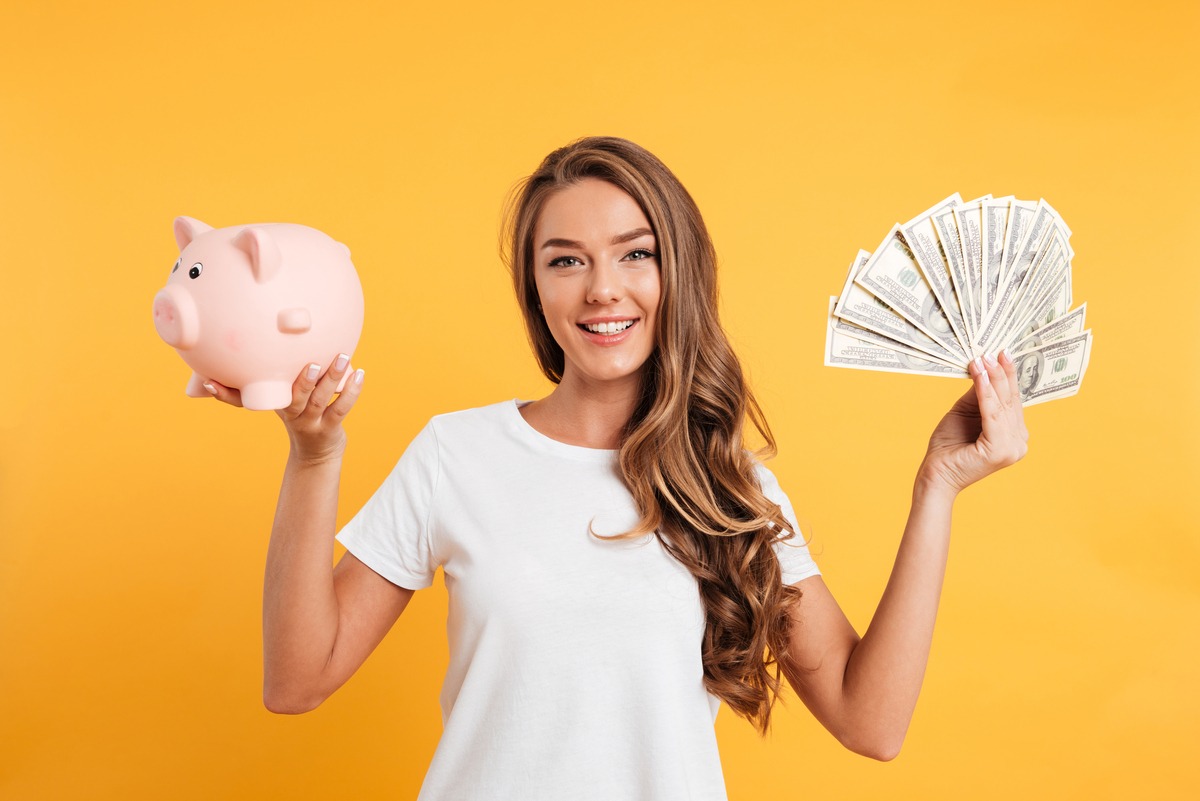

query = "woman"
(203, 136), (1029, 799)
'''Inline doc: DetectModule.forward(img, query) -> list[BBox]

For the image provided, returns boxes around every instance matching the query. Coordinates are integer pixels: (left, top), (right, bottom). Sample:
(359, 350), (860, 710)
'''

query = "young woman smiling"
(203, 136), (1029, 800)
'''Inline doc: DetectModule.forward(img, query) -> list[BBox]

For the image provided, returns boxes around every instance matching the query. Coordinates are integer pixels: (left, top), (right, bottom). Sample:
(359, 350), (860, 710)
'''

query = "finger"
(982, 350), (1013, 403)
(324, 368), (365, 424)
(203, 379), (244, 408)
(303, 353), (351, 418)
(280, 362), (324, 419)
(997, 349), (1031, 447)
(970, 355), (1002, 425)
(997, 348), (1021, 404)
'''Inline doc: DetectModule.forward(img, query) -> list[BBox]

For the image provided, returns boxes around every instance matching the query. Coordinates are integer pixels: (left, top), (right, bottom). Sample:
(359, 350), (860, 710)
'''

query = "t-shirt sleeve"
(754, 462), (821, 585)
(335, 420), (441, 590)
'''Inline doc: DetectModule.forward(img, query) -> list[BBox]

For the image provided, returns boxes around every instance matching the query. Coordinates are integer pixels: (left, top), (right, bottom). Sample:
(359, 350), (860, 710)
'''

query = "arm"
(204, 358), (413, 714)
(780, 350), (1029, 760)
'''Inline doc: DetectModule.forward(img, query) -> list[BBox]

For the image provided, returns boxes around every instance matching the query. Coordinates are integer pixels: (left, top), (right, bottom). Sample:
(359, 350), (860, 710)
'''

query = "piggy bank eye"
(171, 257), (181, 275)
(188, 263), (203, 279)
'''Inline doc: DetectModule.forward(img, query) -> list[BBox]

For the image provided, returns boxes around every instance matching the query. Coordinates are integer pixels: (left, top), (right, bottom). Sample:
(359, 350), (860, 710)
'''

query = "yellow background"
(2, 0), (1197, 798)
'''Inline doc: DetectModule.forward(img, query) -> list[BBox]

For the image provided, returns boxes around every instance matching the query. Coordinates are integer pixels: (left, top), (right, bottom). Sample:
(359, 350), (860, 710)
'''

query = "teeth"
(584, 320), (634, 334)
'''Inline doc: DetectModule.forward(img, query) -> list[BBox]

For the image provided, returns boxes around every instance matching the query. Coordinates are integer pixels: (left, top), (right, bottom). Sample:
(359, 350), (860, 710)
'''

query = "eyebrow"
(539, 227), (655, 250)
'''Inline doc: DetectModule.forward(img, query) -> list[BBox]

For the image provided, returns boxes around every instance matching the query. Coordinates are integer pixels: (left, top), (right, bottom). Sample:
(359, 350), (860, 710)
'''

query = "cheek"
(635, 272), (662, 313)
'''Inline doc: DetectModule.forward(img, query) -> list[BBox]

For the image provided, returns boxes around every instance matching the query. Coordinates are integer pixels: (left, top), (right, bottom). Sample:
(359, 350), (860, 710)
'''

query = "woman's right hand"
(202, 354), (365, 465)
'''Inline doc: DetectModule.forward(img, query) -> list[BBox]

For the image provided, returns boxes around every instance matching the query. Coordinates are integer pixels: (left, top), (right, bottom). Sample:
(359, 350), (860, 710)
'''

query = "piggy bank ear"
(174, 216), (214, 251)
(232, 226), (282, 283)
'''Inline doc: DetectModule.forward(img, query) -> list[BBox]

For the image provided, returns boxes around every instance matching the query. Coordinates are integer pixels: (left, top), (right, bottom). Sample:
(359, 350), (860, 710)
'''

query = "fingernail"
(306, 363), (321, 381)
(973, 356), (983, 372)
(985, 351), (997, 366)
(353, 368), (365, 385)
(334, 353), (349, 372)
(980, 368), (991, 384)
(203, 382), (217, 395)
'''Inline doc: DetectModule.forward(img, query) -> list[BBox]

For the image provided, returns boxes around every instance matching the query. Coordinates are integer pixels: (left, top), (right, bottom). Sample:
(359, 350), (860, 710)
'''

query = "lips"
(576, 318), (639, 345)
(579, 319), (636, 335)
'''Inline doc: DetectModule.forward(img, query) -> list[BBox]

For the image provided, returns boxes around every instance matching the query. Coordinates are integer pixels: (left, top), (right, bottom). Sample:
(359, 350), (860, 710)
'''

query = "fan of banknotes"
(824, 194), (1092, 406)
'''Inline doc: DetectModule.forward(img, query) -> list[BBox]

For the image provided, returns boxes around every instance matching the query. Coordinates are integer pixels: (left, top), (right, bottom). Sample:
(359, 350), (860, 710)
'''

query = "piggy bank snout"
(153, 286), (199, 349)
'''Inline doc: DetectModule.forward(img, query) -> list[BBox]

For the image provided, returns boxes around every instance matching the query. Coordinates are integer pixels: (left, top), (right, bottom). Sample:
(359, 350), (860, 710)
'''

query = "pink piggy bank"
(152, 216), (364, 411)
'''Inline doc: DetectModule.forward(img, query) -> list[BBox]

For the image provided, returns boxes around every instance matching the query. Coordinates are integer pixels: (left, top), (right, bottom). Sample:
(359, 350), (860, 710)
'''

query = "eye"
(188, 262), (203, 279)
(548, 256), (581, 268)
(171, 257), (181, 275)
(626, 249), (656, 261)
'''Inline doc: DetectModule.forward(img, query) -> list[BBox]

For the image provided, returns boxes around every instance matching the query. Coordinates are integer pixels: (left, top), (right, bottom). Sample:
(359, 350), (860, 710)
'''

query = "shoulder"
(747, 454), (785, 497)
(427, 398), (517, 431)
(419, 398), (522, 450)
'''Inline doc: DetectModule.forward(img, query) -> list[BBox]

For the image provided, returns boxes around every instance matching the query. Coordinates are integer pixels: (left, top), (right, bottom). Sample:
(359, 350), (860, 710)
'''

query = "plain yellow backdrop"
(2, 0), (1197, 798)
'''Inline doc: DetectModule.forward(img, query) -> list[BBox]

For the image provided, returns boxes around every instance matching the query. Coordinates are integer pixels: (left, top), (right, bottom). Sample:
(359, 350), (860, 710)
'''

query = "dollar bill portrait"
(1015, 350), (1045, 397)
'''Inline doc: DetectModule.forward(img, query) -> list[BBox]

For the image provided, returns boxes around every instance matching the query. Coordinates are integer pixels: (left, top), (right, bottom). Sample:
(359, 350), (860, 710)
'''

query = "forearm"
(839, 471), (957, 758)
(262, 452), (344, 711)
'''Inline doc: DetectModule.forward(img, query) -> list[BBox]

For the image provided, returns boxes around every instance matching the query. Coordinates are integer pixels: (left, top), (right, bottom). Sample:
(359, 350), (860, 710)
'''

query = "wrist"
(913, 459), (961, 507)
(287, 441), (346, 469)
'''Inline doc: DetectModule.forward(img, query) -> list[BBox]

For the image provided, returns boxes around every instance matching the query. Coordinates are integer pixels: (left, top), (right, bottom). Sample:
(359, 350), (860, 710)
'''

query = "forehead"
(535, 178), (652, 241)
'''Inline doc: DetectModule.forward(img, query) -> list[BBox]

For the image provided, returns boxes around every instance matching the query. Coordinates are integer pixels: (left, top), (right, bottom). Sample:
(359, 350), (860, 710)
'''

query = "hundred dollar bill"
(997, 271), (1073, 355)
(933, 194), (991, 348)
(998, 199), (1041, 284)
(951, 197), (996, 335)
(979, 200), (1066, 339)
(1007, 303), (1087, 355)
(982, 198), (1032, 316)
(833, 310), (964, 367)
(991, 237), (1073, 353)
(902, 193), (970, 350)
(854, 200), (969, 363)
(1011, 330), (1092, 406)
(832, 250), (963, 364)
(825, 297), (967, 378)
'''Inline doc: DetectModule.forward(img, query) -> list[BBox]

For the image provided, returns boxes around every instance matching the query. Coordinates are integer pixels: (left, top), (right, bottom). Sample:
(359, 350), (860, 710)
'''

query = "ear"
(231, 226), (282, 283)
(174, 216), (214, 250)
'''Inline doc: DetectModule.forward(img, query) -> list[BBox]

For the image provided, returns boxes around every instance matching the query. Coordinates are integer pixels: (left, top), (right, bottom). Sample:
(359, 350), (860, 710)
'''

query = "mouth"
(578, 319), (637, 335)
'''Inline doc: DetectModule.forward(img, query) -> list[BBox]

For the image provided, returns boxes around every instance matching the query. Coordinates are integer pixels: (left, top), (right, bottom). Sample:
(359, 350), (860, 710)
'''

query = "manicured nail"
(203, 382), (217, 395)
(984, 351), (997, 366)
(973, 356), (983, 373)
(353, 368), (365, 385)
(306, 363), (321, 381)
(334, 353), (349, 372)
(980, 368), (991, 384)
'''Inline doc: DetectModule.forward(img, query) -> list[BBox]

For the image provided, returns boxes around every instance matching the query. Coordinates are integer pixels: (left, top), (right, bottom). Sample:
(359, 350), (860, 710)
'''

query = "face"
(1018, 356), (1040, 393)
(532, 178), (661, 391)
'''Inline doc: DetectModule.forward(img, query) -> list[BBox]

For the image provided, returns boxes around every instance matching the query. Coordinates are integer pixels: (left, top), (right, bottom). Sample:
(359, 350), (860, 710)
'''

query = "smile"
(579, 320), (636, 335)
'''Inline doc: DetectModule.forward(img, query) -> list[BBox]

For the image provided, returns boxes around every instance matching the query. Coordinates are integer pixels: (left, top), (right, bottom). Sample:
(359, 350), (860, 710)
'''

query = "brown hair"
(500, 136), (803, 734)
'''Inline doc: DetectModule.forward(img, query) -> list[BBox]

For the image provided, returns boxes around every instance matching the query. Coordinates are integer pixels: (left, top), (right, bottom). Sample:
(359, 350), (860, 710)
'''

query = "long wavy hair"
(499, 136), (804, 735)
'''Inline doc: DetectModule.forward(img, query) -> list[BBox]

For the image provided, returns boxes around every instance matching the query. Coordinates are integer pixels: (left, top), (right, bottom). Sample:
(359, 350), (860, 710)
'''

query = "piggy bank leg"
(239, 381), (293, 411)
(185, 372), (212, 398)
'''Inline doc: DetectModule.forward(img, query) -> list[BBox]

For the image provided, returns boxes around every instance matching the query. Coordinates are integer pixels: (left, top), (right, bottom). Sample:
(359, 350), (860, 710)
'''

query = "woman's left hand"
(918, 350), (1030, 497)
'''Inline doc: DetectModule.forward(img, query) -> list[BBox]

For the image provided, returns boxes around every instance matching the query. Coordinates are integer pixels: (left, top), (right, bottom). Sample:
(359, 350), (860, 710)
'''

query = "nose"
(153, 285), (200, 349)
(585, 259), (622, 304)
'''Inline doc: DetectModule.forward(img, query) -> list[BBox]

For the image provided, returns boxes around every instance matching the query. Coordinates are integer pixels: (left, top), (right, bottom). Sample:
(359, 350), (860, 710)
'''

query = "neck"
(521, 371), (644, 450)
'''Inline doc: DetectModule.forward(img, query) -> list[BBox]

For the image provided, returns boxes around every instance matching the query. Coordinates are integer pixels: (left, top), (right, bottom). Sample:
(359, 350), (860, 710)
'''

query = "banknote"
(825, 194), (1091, 405)
(950, 198), (991, 334)
(933, 194), (991, 346)
(1010, 330), (1092, 406)
(1007, 303), (1087, 355)
(854, 202), (969, 363)
(901, 193), (970, 349)
(825, 298), (967, 378)
(832, 251), (963, 364)
(832, 307), (963, 367)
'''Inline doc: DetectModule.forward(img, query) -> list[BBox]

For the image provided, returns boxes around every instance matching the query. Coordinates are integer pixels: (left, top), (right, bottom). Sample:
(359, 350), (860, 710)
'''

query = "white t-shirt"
(336, 399), (820, 801)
